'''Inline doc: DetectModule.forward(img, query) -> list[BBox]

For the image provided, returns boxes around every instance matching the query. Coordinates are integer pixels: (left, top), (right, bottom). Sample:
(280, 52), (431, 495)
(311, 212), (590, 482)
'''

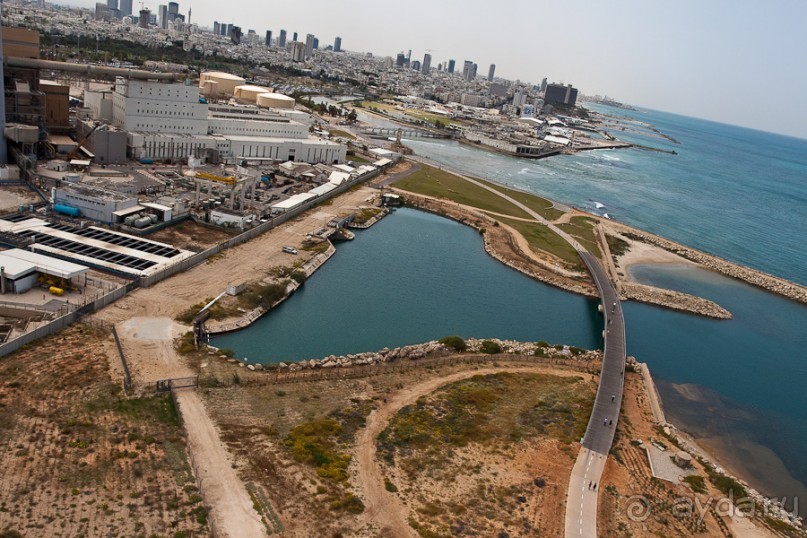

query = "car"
(282, 246), (298, 255)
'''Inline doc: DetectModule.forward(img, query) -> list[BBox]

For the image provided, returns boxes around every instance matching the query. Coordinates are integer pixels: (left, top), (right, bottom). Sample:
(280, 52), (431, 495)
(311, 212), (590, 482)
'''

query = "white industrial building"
(0, 249), (89, 294)
(103, 77), (345, 164)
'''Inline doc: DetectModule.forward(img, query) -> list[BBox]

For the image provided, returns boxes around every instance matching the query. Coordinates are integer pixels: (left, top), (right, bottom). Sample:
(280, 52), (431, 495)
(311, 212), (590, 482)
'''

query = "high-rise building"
(229, 25), (242, 45)
(312, 37), (319, 50)
(138, 8), (150, 28)
(462, 60), (474, 81)
(544, 83), (578, 107)
(422, 53), (432, 75)
(290, 41), (305, 62)
(447, 59), (455, 74)
(159, 5), (169, 29)
(512, 92), (527, 107)
(304, 34), (315, 59)
(106, 0), (118, 11)
(395, 53), (405, 68)
(334, 36), (342, 52)
(278, 29), (287, 48)
(292, 31), (298, 42)
(411, 60), (421, 72)
(167, 1), (178, 21)
(472, 63), (478, 79)
(487, 64), (495, 82)
(119, 0), (132, 17)
(540, 77), (548, 93)
(265, 30), (272, 47)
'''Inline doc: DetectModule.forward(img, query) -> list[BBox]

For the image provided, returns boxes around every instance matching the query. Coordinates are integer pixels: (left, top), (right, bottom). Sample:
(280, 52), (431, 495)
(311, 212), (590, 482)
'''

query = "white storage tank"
(199, 72), (246, 98)
(257, 92), (295, 110)
(234, 85), (273, 103)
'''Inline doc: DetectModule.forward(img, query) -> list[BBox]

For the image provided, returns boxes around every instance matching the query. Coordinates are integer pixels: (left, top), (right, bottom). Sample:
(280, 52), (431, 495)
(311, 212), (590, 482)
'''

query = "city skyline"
(54, 0), (807, 139)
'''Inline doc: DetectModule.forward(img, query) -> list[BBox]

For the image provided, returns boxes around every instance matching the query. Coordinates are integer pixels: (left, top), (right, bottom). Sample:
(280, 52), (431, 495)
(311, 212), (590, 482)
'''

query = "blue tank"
(53, 204), (80, 217)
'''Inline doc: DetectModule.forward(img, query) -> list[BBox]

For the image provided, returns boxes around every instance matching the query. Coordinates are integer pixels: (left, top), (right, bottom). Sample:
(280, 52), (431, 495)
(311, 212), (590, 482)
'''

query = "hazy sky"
(62, 0), (807, 138)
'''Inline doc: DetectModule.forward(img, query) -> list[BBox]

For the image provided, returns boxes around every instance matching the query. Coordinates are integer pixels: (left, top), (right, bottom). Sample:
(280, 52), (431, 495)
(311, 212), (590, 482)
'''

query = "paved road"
(565, 251), (626, 538)
(394, 161), (626, 538)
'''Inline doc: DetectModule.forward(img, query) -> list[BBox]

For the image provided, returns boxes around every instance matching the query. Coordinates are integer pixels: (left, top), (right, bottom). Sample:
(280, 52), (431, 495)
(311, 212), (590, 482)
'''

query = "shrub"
(439, 335), (467, 352)
(535, 341), (549, 348)
(684, 475), (707, 494)
(480, 340), (502, 354)
(290, 270), (307, 284)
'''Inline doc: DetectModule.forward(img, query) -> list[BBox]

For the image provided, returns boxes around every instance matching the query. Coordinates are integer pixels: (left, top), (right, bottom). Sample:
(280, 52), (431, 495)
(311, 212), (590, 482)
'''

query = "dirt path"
(354, 365), (586, 537)
(176, 390), (267, 538)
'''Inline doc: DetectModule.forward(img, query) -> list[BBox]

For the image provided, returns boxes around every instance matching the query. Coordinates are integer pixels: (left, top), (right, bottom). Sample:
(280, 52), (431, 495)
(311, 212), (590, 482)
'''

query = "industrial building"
(102, 76), (345, 164)
(53, 184), (139, 223)
(0, 249), (88, 294)
(0, 216), (193, 277)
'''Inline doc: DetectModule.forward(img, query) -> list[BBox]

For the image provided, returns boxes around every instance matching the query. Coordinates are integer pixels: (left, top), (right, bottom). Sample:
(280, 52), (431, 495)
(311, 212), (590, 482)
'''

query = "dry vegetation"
(0, 324), (208, 538)
(378, 371), (595, 537)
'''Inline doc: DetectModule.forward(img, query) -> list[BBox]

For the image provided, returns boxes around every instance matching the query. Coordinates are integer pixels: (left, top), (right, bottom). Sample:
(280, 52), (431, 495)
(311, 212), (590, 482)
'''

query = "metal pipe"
(3, 57), (181, 81)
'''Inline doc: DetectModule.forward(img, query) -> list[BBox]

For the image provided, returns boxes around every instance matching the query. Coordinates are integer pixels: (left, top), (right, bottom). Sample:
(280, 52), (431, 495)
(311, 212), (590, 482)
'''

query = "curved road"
(397, 160), (626, 538)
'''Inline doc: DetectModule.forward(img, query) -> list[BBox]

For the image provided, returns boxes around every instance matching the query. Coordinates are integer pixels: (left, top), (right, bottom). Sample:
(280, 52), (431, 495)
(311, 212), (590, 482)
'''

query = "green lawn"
(496, 216), (583, 269)
(557, 216), (602, 259)
(475, 179), (566, 221)
(393, 164), (531, 218)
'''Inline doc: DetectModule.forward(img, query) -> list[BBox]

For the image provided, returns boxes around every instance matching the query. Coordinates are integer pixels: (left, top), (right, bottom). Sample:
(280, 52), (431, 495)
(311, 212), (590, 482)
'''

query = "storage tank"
(134, 216), (152, 228)
(256, 92), (295, 110)
(234, 85), (273, 103)
(53, 204), (80, 217)
(124, 214), (138, 226)
(199, 72), (246, 98)
(49, 286), (64, 296)
(149, 214), (159, 224)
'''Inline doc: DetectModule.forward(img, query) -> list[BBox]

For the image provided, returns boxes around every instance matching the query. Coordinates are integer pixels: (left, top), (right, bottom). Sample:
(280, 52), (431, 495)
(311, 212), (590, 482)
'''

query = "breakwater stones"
(621, 282), (732, 319)
(255, 338), (601, 372)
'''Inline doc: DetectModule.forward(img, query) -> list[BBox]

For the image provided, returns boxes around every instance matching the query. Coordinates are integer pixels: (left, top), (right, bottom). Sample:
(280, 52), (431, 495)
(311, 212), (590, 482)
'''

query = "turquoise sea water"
(217, 106), (807, 509)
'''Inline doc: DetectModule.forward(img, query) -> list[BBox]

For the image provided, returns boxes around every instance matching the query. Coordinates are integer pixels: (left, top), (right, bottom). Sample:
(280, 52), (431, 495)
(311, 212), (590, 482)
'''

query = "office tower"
(305, 34), (314, 59)
(422, 53), (431, 75)
(139, 8), (150, 28)
(106, 0), (118, 11)
(230, 25), (242, 45)
(278, 29), (287, 48)
(334, 36), (341, 52)
(487, 64), (495, 82)
(167, 1), (178, 22)
(290, 41), (305, 62)
(411, 60), (421, 72)
(292, 31), (298, 41)
(462, 60), (474, 81)
(395, 53), (405, 67)
(447, 59), (455, 74)
(540, 77), (548, 93)
(159, 5), (169, 29)
(119, 0), (132, 16)
(265, 30), (272, 47)
(472, 63), (478, 79)
(213, 21), (220, 35)
(313, 37), (319, 50)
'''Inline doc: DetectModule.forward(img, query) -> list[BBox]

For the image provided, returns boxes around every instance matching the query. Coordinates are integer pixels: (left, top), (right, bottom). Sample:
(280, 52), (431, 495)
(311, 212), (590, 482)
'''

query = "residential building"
(422, 53), (431, 75)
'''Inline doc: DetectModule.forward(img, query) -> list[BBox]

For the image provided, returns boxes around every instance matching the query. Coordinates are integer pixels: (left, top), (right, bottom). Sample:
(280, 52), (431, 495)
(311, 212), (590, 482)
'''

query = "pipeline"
(4, 57), (181, 81)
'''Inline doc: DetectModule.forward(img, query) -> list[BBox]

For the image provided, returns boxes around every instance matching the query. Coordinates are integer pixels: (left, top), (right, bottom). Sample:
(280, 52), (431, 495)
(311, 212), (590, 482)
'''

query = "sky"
(60, 0), (807, 139)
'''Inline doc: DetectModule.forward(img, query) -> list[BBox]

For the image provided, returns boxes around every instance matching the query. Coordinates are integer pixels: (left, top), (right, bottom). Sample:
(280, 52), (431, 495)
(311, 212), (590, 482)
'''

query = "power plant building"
(107, 77), (345, 164)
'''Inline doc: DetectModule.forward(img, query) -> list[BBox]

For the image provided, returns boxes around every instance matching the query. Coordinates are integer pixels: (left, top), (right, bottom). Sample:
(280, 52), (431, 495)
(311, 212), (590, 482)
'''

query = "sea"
(215, 103), (807, 513)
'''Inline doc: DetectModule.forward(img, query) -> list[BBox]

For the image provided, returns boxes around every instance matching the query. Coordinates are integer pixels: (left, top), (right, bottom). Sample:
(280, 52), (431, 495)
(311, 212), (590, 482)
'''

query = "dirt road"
(354, 365), (586, 537)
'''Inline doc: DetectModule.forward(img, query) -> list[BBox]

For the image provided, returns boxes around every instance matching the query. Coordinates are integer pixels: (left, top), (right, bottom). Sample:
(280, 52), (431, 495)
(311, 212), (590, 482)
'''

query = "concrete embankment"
(205, 243), (336, 335)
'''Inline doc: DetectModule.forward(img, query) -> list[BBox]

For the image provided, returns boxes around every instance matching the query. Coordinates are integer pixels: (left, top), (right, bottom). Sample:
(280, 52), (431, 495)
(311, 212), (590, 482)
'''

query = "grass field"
(392, 164), (531, 218)
(557, 216), (602, 258)
(496, 216), (584, 269)
(476, 178), (567, 221)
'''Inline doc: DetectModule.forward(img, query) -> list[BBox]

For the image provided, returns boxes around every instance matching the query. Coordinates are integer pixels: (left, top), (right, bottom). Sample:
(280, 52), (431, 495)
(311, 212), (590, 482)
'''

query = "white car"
(282, 246), (298, 255)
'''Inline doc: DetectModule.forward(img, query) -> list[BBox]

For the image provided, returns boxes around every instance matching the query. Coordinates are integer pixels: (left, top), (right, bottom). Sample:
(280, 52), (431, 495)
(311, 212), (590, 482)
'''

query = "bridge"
(404, 158), (626, 538)
(361, 127), (454, 139)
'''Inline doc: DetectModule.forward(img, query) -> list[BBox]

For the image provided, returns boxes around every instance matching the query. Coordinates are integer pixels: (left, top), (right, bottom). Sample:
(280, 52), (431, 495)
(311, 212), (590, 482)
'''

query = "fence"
(232, 353), (596, 387)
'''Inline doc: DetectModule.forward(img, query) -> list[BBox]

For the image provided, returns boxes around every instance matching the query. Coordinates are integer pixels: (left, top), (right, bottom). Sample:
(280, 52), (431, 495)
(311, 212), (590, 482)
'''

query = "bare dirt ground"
(0, 186), (40, 212)
(0, 324), (208, 537)
(196, 357), (597, 537)
(148, 219), (237, 252)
